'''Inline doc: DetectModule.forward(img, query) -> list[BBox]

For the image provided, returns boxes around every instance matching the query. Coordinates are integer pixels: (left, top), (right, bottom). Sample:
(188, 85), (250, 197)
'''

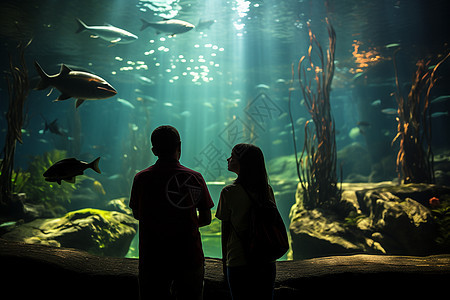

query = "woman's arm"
(221, 220), (231, 277)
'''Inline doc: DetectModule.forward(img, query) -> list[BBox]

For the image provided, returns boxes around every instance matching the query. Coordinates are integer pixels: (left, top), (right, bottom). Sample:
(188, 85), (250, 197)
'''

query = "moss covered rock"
(1, 208), (138, 257)
(289, 182), (450, 259)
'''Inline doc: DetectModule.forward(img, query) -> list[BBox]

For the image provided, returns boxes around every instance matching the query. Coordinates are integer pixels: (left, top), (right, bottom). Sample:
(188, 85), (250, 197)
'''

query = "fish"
(385, 43), (400, 48)
(44, 118), (65, 136)
(43, 157), (101, 185)
(255, 84), (270, 90)
(348, 127), (361, 139)
(41, 114), (65, 136)
(196, 19), (216, 31)
(75, 18), (138, 44)
(117, 98), (135, 109)
(272, 139), (283, 145)
(180, 110), (192, 117)
(140, 18), (195, 36)
(296, 117), (306, 126)
(381, 108), (397, 115)
(136, 75), (155, 86)
(431, 95), (450, 104)
(34, 61), (117, 108)
(431, 112), (448, 118)
(371, 99), (381, 106)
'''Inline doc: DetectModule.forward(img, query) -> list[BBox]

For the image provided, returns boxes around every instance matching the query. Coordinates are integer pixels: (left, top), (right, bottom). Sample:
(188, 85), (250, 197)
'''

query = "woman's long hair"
(232, 143), (270, 204)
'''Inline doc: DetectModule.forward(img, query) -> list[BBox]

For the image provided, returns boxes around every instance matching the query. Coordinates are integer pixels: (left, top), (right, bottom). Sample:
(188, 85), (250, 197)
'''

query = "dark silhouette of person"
(216, 143), (277, 300)
(130, 125), (214, 300)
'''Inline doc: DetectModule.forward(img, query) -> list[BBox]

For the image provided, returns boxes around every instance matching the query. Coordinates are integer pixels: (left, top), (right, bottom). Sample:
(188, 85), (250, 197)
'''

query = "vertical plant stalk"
(293, 18), (340, 210)
(392, 50), (450, 184)
(0, 40), (31, 207)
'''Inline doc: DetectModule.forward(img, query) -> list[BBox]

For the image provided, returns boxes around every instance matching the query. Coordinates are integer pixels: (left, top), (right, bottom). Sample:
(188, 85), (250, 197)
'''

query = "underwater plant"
(0, 40), (31, 211)
(430, 197), (450, 251)
(392, 51), (450, 184)
(289, 18), (341, 210)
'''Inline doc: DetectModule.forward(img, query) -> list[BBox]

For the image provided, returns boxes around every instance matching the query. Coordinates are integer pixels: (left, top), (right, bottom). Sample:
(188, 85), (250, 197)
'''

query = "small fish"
(196, 19), (216, 31)
(381, 108), (397, 115)
(34, 61), (117, 108)
(431, 112), (448, 118)
(371, 99), (381, 106)
(76, 19), (138, 44)
(255, 84), (270, 90)
(117, 98), (135, 109)
(41, 115), (65, 136)
(93, 180), (106, 195)
(296, 117), (306, 126)
(136, 75), (155, 86)
(431, 95), (450, 104)
(130, 123), (139, 131)
(385, 43), (400, 48)
(203, 102), (214, 109)
(348, 127), (361, 139)
(352, 72), (364, 80)
(272, 139), (283, 145)
(180, 110), (191, 117)
(43, 157), (101, 185)
(140, 18), (195, 36)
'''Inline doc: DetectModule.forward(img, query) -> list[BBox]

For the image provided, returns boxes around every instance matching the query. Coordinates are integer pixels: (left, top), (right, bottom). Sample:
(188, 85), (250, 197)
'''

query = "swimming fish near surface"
(34, 61), (117, 108)
(43, 157), (101, 185)
(140, 18), (195, 36)
(75, 18), (138, 44)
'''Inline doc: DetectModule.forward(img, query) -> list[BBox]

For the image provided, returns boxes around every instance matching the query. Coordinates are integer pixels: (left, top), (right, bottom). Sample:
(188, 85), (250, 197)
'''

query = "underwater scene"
(0, 0), (449, 260)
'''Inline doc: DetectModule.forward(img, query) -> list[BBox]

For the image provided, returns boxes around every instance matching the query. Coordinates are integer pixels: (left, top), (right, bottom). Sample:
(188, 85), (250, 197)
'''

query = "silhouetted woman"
(216, 143), (276, 300)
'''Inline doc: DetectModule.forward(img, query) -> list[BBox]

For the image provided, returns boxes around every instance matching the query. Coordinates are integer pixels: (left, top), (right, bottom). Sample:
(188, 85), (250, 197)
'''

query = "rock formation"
(1, 208), (138, 257)
(290, 182), (450, 259)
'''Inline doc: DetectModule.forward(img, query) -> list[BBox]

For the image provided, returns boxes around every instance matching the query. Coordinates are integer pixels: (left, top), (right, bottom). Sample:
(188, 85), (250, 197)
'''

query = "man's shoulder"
(134, 165), (155, 179)
(177, 164), (204, 178)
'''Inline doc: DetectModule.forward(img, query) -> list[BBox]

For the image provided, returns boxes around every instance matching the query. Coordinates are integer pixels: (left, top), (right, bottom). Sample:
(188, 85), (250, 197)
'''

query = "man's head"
(151, 125), (181, 159)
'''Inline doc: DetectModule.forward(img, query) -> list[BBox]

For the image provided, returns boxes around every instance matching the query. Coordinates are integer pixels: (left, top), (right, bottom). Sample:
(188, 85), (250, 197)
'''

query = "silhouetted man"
(130, 125), (214, 299)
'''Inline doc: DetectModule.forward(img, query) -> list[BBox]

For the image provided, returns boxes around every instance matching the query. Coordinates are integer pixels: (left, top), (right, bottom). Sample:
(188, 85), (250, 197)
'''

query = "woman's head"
(228, 143), (269, 201)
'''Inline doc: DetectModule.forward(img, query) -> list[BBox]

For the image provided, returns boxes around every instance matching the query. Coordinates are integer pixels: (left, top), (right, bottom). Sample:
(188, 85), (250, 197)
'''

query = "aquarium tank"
(0, 0), (449, 260)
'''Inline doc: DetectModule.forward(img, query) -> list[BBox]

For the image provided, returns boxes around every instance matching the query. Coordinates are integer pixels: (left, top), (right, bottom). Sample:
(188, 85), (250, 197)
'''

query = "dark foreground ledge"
(1, 239), (448, 299)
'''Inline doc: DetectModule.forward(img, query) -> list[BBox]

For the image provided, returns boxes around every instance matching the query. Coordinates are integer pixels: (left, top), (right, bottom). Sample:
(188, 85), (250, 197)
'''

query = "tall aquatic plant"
(289, 18), (340, 210)
(0, 40), (31, 210)
(392, 50), (450, 184)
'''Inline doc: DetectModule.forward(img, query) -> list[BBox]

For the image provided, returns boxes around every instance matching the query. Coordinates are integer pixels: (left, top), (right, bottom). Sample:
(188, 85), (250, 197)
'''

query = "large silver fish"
(43, 157), (101, 185)
(140, 18), (195, 36)
(76, 18), (138, 44)
(34, 61), (117, 108)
